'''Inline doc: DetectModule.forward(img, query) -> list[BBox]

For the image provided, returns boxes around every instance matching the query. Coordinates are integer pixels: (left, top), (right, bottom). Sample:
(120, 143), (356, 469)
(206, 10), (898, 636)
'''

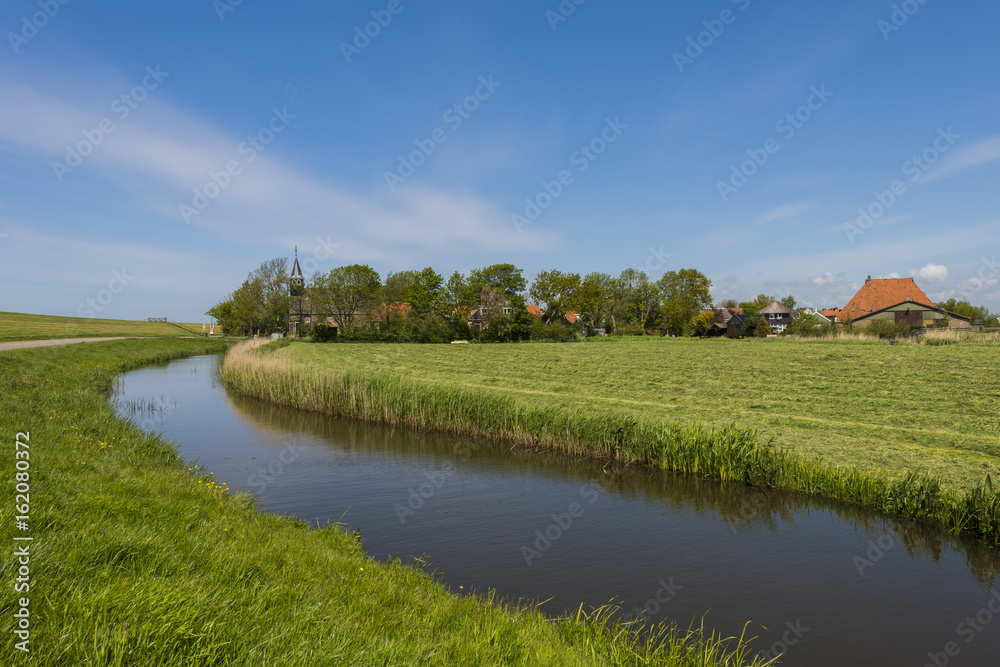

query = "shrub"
(863, 320), (921, 340)
(311, 323), (338, 342)
(531, 319), (576, 342)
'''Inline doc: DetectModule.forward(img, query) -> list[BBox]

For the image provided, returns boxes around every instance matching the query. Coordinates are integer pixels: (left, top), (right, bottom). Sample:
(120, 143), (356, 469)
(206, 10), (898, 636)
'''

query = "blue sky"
(1, 0), (998, 322)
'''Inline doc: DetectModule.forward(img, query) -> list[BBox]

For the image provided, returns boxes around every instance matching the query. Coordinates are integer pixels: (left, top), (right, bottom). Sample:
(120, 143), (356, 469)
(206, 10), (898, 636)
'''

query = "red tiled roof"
(727, 308), (744, 315)
(820, 309), (840, 318)
(565, 311), (581, 323)
(526, 304), (544, 318)
(838, 278), (932, 321)
(373, 302), (412, 319)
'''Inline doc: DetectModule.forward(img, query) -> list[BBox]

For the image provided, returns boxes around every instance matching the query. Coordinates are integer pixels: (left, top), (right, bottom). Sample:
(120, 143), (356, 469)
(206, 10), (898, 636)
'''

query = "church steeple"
(290, 245), (304, 296)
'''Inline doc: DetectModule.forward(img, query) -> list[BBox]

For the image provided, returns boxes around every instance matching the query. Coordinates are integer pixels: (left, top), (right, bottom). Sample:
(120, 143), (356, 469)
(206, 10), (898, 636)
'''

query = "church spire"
(290, 244), (304, 281)
(289, 245), (304, 296)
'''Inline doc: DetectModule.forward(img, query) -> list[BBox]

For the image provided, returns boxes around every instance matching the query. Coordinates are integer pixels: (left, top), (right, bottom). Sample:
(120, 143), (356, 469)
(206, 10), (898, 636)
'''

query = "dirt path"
(0, 337), (132, 352)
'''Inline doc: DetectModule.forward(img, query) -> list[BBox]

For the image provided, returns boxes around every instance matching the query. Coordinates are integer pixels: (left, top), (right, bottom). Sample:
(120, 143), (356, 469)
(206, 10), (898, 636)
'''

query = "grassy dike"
(1, 339), (767, 666)
(220, 340), (1000, 546)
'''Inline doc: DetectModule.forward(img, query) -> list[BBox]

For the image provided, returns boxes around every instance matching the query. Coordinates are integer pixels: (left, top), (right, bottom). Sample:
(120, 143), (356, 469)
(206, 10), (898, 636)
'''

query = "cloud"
(755, 200), (817, 225)
(923, 135), (1000, 182)
(912, 263), (948, 282)
(0, 63), (555, 272)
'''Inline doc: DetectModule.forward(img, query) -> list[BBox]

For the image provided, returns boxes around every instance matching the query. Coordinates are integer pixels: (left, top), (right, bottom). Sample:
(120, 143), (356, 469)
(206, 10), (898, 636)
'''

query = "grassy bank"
(1, 339), (766, 666)
(219, 338), (1000, 544)
(0, 311), (211, 342)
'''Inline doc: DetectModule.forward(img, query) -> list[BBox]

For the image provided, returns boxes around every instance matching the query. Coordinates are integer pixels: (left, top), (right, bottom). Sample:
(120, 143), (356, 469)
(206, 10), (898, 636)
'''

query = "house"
(758, 299), (798, 334)
(724, 313), (758, 338)
(838, 276), (931, 322)
(526, 304), (545, 319)
(820, 308), (841, 321)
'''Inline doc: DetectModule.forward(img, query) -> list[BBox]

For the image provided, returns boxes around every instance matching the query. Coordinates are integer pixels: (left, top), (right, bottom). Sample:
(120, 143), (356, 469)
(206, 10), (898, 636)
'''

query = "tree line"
(207, 258), (999, 341)
(207, 259), (715, 341)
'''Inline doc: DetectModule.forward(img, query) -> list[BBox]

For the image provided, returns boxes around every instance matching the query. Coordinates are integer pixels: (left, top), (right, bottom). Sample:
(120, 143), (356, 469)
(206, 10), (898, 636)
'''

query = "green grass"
(0, 339), (767, 666)
(218, 337), (1000, 544)
(0, 311), (212, 342)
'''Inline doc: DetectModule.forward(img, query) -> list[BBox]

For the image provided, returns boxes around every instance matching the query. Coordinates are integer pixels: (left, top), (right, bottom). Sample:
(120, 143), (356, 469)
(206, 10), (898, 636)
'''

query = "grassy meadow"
(0, 312), (211, 342)
(0, 338), (767, 666)
(219, 336), (1000, 543)
(272, 336), (1000, 492)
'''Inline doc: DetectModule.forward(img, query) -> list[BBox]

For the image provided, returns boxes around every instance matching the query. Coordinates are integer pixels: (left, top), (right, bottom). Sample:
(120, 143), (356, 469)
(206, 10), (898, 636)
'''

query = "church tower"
(290, 245), (305, 297)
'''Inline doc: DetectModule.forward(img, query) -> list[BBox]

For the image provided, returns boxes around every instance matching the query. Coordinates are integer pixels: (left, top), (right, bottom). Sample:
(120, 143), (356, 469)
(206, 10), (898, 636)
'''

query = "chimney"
(865, 275), (871, 283)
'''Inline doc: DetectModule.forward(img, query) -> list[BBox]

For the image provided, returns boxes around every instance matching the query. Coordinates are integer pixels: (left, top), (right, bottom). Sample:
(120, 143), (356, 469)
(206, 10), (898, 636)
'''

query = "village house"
(758, 299), (798, 334)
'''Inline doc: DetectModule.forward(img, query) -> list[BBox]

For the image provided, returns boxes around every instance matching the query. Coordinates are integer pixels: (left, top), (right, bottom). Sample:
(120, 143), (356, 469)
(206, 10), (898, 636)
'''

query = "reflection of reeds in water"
(114, 396), (171, 416)
(219, 340), (1000, 547)
(224, 385), (1000, 587)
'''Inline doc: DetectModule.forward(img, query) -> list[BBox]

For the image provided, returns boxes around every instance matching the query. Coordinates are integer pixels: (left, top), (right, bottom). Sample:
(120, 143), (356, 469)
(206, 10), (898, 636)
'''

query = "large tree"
(467, 263), (526, 301)
(406, 267), (444, 317)
(308, 264), (381, 330)
(208, 257), (290, 336)
(529, 270), (581, 324)
(657, 268), (713, 336)
(576, 272), (611, 327)
(383, 271), (416, 305)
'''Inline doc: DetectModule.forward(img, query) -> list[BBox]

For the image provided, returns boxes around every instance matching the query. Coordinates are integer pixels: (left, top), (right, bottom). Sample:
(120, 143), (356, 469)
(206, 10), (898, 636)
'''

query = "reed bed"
(221, 340), (1000, 545)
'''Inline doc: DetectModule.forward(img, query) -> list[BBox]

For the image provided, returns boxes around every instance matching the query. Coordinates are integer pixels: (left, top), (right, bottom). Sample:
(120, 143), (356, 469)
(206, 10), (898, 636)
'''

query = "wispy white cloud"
(0, 64), (555, 273)
(755, 200), (817, 225)
(923, 135), (1000, 182)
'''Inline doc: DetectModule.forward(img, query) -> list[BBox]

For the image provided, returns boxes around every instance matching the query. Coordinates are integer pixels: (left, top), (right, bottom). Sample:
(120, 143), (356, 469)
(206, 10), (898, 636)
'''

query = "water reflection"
(222, 382), (1000, 589)
(115, 355), (1000, 667)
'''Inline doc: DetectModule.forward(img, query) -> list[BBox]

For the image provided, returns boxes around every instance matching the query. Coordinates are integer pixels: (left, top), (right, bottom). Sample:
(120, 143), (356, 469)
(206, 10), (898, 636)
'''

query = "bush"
(311, 323), (338, 342)
(786, 314), (833, 338)
(614, 322), (646, 337)
(863, 320), (922, 339)
(530, 319), (576, 342)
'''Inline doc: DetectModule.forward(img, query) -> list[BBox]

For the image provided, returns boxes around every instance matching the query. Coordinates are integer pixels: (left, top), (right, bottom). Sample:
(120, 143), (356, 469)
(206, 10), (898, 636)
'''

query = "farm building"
(838, 276), (931, 322)
(850, 301), (970, 328)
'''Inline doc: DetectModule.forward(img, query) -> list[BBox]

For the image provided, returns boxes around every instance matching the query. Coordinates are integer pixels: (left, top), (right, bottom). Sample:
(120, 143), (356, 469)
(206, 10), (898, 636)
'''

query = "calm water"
(115, 354), (1000, 666)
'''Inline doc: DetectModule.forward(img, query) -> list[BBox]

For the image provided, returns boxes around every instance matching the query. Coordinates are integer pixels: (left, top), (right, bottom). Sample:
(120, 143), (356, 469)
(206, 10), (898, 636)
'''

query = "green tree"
(780, 295), (797, 310)
(630, 271), (658, 327)
(406, 267), (444, 317)
(576, 272), (610, 327)
(937, 298), (991, 324)
(206, 299), (236, 335)
(690, 310), (716, 337)
(383, 271), (416, 305)
(786, 313), (831, 337)
(717, 298), (738, 309)
(445, 271), (469, 311)
(754, 317), (773, 337)
(529, 270), (581, 324)
(656, 268), (713, 336)
(467, 264), (526, 301)
(308, 264), (381, 331)
(738, 301), (760, 315)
